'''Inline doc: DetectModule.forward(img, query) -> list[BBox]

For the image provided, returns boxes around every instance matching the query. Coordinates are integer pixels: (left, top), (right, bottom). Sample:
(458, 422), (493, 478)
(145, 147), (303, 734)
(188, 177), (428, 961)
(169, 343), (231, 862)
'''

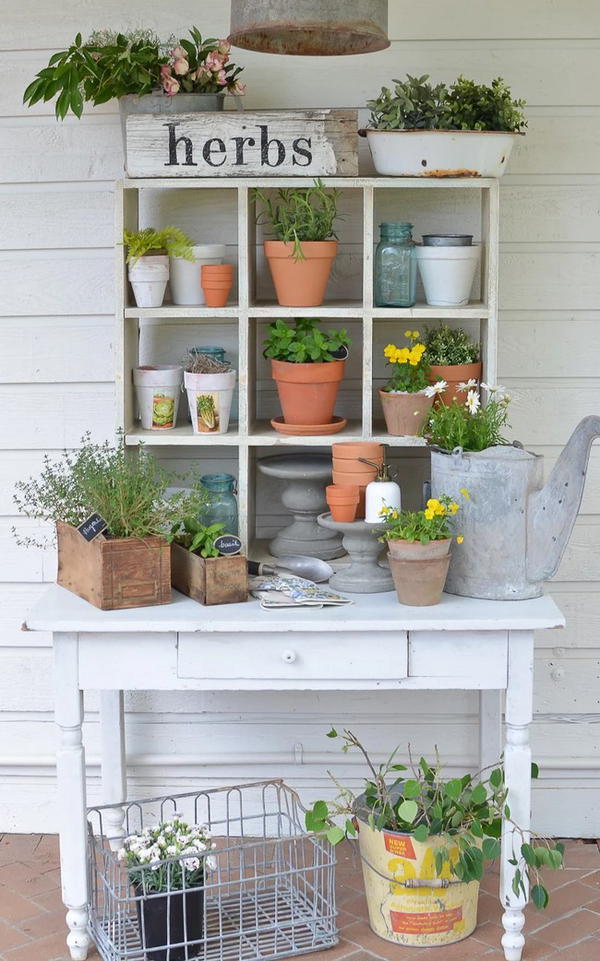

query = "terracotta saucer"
(270, 415), (348, 436)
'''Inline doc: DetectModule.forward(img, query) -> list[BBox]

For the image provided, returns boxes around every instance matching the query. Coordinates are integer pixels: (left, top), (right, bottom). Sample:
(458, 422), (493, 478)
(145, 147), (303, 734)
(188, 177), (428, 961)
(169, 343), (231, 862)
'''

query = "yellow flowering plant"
(383, 330), (430, 393)
(378, 492), (468, 546)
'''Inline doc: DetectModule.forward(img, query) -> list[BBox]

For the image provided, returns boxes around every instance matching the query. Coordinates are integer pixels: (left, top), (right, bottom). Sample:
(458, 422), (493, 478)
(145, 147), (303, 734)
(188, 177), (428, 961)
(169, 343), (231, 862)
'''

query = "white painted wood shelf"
(116, 176), (499, 547)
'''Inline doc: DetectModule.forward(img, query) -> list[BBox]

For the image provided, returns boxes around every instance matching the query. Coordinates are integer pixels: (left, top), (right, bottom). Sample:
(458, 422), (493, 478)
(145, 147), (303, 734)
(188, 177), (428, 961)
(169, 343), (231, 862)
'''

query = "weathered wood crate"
(125, 109), (358, 177)
(56, 522), (171, 611)
(171, 543), (248, 605)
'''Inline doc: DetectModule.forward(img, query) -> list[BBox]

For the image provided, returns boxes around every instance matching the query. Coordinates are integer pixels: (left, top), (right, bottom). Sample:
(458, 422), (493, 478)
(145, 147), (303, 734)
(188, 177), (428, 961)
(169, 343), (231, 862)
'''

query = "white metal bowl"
(361, 129), (523, 178)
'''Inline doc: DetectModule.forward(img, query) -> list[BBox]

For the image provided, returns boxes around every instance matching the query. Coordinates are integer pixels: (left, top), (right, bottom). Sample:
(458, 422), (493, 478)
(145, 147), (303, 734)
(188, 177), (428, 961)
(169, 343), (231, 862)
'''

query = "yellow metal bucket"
(357, 820), (480, 947)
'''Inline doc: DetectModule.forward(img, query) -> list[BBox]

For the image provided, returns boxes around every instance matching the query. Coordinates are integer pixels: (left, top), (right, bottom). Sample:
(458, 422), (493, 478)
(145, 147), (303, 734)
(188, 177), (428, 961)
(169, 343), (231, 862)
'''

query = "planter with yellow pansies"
(380, 330), (444, 436)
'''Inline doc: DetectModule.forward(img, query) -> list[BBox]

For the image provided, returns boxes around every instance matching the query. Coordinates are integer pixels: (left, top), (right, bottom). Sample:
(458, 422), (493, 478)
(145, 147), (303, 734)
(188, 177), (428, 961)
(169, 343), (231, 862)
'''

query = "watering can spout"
(527, 416), (600, 584)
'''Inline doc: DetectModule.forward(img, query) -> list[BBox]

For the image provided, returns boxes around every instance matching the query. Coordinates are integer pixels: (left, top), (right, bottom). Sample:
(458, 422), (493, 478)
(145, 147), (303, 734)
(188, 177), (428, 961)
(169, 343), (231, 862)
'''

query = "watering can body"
(430, 416), (600, 600)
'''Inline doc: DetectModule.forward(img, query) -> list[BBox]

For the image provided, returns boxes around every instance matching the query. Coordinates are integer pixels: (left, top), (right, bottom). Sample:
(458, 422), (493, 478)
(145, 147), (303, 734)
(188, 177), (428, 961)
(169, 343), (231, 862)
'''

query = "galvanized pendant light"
(229, 0), (390, 56)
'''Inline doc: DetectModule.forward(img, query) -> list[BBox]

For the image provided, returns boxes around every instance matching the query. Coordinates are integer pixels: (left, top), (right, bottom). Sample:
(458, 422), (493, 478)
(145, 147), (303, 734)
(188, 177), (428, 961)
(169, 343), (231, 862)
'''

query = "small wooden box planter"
(56, 522), (171, 611)
(171, 543), (248, 605)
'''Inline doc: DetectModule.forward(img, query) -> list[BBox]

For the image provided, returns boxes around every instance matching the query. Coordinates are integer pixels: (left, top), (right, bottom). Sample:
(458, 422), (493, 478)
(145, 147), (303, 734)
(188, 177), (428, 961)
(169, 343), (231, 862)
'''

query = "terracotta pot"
(387, 540), (451, 606)
(264, 240), (338, 307)
(387, 538), (451, 561)
(271, 358), (345, 426)
(332, 466), (378, 519)
(379, 388), (433, 436)
(428, 361), (482, 406)
(326, 485), (359, 523)
(332, 441), (383, 462)
(201, 264), (233, 307)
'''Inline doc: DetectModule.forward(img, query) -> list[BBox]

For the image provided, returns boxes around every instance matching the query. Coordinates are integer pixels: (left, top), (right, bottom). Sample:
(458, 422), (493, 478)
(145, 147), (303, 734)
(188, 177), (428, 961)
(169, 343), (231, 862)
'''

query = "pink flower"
(173, 58), (189, 76)
(217, 40), (231, 56)
(205, 50), (225, 72)
(229, 80), (247, 96)
(215, 69), (228, 86)
(160, 64), (172, 80)
(162, 74), (180, 96)
(170, 45), (187, 60)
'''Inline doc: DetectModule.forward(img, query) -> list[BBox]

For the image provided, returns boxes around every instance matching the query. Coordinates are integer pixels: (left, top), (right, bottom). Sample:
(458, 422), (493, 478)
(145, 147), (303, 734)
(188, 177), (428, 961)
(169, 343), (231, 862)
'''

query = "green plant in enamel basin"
(253, 179), (339, 261)
(425, 324), (480, 366)
(264, 318), (350, 363)
(124, 227), (195, 265)
(305, 728), (564, 910)
(424, 383), (511, 451)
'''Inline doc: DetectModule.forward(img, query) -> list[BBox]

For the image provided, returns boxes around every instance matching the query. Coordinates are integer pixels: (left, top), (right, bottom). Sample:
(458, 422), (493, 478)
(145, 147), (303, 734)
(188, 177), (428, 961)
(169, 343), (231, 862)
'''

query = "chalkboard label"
(214, 534), (242, 556)
(77, 513), (108, 542)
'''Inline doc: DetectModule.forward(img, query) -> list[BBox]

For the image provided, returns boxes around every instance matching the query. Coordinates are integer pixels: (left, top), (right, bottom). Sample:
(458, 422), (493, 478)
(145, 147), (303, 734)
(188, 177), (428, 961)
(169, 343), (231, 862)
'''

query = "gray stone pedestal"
(317, 512), (394, 593)
(258, 454), (344, 561)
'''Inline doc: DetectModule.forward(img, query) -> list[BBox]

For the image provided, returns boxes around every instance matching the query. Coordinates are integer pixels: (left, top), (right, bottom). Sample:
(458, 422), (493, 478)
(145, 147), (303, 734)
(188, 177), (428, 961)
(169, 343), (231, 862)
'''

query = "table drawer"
(177, 631), (408, 685)
(409, 631), (508, 687)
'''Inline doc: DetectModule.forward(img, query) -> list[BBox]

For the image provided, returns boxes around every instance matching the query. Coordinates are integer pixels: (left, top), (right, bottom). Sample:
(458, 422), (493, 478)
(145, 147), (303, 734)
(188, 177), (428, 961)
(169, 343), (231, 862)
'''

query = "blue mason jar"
(190, 346), (227, 364)
(374, 222), (417, 307)
(200, 473), (239, 535)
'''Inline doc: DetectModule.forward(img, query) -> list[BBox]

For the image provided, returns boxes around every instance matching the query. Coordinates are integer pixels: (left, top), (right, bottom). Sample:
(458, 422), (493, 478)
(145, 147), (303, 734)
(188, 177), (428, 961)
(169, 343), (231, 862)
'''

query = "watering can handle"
(423, 480), (431, 506)
(358, 848), (461, 887)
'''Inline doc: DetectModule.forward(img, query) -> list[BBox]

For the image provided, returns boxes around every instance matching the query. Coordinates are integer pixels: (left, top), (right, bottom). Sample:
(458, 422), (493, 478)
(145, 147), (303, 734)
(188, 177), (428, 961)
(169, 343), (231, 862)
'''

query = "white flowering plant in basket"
(118, 815), (217, 893)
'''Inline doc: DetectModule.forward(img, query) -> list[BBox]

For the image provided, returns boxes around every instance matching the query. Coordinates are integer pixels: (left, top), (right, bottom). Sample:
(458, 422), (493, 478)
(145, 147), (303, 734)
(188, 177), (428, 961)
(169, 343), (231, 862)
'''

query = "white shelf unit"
(116, 176), (499, 548)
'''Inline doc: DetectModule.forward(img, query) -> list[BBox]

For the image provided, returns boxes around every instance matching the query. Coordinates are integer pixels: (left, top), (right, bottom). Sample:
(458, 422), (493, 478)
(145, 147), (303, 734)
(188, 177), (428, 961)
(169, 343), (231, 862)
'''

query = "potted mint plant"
(361, 74), (526, 177)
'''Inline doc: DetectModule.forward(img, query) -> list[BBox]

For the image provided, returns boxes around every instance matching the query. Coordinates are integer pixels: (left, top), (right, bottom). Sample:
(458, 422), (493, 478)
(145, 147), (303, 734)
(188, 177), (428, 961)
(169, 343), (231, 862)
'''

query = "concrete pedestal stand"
(258, 454), (344, 560)
(317, 512), (394, 593)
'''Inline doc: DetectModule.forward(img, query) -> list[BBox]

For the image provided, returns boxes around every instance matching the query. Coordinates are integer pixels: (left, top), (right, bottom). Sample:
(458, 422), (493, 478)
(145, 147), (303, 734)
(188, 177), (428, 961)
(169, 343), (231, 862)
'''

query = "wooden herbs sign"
(125, 109), (358, 178)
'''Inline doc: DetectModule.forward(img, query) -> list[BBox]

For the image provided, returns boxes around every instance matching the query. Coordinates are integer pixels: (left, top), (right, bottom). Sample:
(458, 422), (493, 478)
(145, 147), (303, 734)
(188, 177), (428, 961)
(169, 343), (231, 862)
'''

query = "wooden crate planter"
(171, 543), (248, 605)
(56, 522), (171, 611)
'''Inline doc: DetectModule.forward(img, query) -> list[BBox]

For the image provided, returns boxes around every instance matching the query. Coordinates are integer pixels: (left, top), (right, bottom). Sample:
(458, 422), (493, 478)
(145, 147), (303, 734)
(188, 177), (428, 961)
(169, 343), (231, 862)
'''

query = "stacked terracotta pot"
(331, 441), (383, 518)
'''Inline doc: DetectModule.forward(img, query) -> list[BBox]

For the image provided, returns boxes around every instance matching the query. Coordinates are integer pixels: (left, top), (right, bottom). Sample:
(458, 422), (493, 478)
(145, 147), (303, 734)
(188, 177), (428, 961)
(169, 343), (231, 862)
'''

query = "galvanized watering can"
(430, 416), (600, 600)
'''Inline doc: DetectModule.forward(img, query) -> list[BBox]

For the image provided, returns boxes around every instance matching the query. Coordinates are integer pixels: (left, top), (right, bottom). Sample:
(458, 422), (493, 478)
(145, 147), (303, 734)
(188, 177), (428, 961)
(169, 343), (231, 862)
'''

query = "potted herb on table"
(306, 729), (564, 949)
(124, 227), (195, 308)
(12, 435), (210, 610)
(361, 74), (526, 177)
(264, 318), (351, 434)
(169, 519), (247, 606)
(425, 324), (481, 405)
(119, 815), (217, 961)
(379, 329), (445, 436)
(253, 180), (340, 307)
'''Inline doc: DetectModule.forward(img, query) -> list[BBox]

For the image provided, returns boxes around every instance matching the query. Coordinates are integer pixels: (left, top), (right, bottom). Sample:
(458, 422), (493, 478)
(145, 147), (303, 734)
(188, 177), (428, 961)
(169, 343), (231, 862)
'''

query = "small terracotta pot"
(326, 485), (359, 523)
(428, 361), (482, 406)
(331, 442), (383, 518)
(332, 441), (383, 462)
(332, 467), (378, 519)
(271, 358), (345, 426)
(379, 388), (433, 436)
(201, 264), (234, 307)
(387, 539), (451, 606)
(264, 240), (338, 307)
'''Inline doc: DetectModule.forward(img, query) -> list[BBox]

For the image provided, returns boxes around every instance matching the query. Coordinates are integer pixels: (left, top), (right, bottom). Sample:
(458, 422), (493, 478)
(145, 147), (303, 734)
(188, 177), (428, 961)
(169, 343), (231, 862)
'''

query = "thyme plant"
(425, 324), (480, 366)
(306, 728), (564, 909)
(253, 180), (339, 261)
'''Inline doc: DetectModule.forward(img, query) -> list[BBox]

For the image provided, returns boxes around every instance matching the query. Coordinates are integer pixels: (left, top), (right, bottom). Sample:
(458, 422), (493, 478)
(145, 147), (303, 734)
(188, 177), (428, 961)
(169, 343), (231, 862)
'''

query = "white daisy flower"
(424, 379), (447, 398)
(457, 378), (479, 392)
(183, 857), (200, 871)
(466, 390), (481, 415)
(481, 382), (507, 395)
(205, 855), (217, 872)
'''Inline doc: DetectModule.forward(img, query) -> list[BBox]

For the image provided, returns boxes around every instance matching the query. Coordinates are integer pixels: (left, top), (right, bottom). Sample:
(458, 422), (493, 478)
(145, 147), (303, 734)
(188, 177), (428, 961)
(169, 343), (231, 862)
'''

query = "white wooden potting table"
(26, 584), (564, 961)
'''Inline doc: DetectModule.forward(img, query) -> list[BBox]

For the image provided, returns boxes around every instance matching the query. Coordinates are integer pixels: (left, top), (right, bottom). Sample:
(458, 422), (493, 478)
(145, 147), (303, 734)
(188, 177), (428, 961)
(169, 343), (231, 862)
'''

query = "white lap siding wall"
(1, 0), (599, 833)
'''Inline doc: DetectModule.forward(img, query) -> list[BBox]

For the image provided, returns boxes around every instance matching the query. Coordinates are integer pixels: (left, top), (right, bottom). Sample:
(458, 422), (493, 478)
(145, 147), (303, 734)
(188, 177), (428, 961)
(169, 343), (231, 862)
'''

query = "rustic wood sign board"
(125, 109), (359, 177)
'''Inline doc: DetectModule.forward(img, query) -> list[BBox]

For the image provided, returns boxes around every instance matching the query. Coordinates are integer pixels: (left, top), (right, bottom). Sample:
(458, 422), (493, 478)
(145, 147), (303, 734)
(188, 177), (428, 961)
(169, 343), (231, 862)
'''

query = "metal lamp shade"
(229, 0), (390, 56)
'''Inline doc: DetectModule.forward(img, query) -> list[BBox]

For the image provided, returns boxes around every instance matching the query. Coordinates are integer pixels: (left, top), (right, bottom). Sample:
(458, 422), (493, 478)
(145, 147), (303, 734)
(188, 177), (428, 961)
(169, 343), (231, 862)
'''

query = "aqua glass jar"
(200, 473), (239, 534)
(374, 222), (417, 307)
(190, 346), (227, 364)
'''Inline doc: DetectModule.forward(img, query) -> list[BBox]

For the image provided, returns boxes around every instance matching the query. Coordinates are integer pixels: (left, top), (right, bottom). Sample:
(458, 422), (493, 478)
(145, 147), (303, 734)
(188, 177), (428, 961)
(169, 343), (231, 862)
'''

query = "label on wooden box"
(125, 109), (358, 178)
(77, 513), (108, 542)
(214, 534), (242, 556)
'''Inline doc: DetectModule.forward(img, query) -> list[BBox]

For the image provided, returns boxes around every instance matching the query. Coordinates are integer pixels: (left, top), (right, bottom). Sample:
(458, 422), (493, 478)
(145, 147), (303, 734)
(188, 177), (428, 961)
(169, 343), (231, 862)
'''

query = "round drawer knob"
(282, 649), (297, 664)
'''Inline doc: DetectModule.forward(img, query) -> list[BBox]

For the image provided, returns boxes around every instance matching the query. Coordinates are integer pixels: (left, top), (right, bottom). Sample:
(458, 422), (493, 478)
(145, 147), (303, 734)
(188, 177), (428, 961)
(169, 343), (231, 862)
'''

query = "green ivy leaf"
(402, 780), (421, 799)
(413, 824), (429, 843)
(397, 799), (418, 824)
(326, 825), (345, 845)
(482, 838), (501, 861)
(531, 884), (549, 910)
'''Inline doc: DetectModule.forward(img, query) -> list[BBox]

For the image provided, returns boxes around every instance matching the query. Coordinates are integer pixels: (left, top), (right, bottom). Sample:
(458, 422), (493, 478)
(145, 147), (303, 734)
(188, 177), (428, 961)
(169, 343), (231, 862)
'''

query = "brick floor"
(0, 835), (598, 961)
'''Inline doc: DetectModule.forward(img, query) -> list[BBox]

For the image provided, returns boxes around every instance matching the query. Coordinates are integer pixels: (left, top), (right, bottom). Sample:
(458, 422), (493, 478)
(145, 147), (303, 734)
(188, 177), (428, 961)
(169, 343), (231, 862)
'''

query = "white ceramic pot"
(128, 256), (169, 308)
(365, 479), (402, 523)
(170, 244), (227, 305)
(415, 244), (481, 307)
(184, 369), (236, 435)
(362, 129), (522, 178)
(133, 365), (183, 430)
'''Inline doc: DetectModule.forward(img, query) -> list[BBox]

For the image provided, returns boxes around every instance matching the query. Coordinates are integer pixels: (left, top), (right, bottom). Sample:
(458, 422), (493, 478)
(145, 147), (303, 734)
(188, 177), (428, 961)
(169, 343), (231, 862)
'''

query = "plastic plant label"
(77, 513), (108, 542)
(215, 534), (242, 556)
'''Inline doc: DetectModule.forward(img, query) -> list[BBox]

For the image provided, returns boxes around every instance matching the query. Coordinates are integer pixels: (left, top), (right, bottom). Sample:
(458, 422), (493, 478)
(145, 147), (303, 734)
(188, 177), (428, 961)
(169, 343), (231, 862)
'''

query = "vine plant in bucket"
(306, 728), (564, 910)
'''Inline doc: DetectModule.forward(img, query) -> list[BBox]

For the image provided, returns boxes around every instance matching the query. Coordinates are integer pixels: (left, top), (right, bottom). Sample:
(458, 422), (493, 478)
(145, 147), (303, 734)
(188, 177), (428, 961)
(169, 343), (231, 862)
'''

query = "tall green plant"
(253, 180), (339, 261)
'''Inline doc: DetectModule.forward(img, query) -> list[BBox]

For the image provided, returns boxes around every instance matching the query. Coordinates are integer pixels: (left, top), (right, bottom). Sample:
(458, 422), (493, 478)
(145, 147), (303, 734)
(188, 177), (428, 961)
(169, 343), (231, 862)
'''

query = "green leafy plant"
(124, 227), (195, 265)
(253, 180), (339, 261)
(382, 329), (430, 393)
(264, 318), (350, 364)
(425, 324), (480, 366)
(378, 492), (467, 545)
(23, 27), (245, 120)
(12, 434), (211, 547)
(367, 74), (526, 133)
(305, 728), (563, 909)
(424, 384), (510, 451)
(119, 815), (216, 893)
(169, 518), (227, 558)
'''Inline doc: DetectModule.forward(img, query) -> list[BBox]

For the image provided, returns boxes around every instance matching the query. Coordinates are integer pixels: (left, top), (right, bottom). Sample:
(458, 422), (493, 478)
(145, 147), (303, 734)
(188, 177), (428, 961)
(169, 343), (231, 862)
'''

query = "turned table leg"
(100, 690), (127, 851)
(501, 630), (534, 961)
(55, 633), (92, 961)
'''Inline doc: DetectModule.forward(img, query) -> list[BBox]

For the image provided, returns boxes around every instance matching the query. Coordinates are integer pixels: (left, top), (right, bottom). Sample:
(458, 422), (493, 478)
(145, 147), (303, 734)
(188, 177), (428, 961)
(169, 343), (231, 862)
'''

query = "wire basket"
(87, 780), (337, 961)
